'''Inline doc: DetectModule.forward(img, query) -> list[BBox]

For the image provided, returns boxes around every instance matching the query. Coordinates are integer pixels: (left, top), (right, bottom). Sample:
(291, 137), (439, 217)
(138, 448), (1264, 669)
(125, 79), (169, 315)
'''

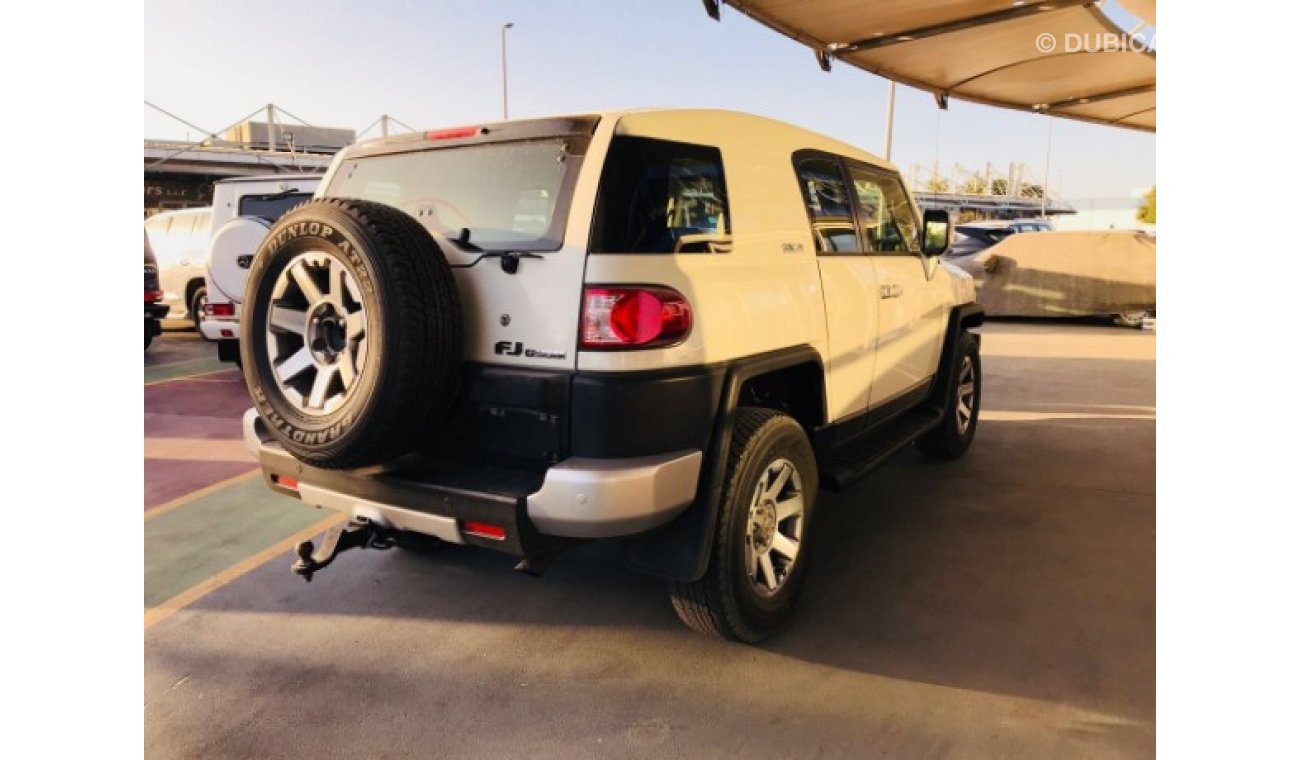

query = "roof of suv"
(345, 109), (898, 174)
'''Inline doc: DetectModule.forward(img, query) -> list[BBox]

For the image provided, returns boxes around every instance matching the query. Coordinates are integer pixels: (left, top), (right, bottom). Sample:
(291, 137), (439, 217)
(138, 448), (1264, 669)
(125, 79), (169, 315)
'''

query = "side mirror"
(921, 210), (951, 257)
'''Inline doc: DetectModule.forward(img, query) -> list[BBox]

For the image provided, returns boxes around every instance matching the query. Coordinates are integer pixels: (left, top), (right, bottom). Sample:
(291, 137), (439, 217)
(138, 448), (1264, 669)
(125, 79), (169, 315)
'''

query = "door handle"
(880, 284), (903, 299)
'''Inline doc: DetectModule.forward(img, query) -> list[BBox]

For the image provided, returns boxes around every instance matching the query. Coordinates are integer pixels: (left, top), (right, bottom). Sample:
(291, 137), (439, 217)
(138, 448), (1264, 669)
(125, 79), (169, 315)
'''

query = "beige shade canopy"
(713, 1), (1155, 132)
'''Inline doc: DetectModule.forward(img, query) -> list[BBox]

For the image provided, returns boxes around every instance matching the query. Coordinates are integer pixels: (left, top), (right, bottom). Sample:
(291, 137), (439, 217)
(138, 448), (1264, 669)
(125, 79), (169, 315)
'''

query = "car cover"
(964, 230), (1155, 317)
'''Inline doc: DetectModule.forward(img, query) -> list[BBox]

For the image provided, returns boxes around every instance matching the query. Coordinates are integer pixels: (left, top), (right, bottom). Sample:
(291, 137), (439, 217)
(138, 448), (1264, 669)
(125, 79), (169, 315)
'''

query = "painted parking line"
(145, 475), (331, 609)
(144, 360), (235, 385)
(145, 512), (343, 631)
(145, 469), (260, 519)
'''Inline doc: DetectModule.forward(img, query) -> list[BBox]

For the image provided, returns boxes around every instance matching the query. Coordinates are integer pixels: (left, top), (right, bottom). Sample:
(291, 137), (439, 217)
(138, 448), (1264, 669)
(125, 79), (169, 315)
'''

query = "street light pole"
(883, 80), (896, 161)
(501, 22), (514, 120)
(1041, 116), (1054, 217)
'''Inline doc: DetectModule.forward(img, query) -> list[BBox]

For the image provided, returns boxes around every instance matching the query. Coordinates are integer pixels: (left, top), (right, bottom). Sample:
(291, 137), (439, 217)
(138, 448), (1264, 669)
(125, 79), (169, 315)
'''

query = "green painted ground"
(144, 476), (328, 607)
(144, 358), (233, 384)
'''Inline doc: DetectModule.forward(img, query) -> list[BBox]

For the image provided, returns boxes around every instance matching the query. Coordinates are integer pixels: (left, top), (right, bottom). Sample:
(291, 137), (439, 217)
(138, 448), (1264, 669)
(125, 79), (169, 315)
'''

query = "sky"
(143, 0), (1155, 202)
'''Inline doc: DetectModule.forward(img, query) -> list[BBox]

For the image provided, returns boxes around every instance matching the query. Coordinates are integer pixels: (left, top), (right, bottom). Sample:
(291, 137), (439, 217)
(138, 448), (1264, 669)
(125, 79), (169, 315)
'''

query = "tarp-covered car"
(945, 230), (1155, 327)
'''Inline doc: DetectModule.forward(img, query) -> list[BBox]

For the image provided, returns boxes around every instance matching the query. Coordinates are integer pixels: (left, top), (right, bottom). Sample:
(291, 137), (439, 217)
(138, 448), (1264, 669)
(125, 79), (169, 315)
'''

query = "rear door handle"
(880, 284), (903, 299)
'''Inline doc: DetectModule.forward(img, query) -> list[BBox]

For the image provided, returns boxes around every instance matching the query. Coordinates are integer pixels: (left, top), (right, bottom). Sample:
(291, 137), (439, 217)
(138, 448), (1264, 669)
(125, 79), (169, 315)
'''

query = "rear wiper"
(446, 228), (541, 274)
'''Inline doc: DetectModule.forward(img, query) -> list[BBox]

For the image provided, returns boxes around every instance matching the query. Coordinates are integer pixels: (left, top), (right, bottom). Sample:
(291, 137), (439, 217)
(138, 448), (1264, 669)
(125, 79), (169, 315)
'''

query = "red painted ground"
(145, 371), (256, 511)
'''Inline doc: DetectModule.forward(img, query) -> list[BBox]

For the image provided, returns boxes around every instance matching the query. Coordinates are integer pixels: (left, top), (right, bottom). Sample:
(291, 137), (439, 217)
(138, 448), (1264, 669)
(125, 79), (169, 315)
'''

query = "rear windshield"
(239, 192), (314, 223)
(326, 139), (579, 251)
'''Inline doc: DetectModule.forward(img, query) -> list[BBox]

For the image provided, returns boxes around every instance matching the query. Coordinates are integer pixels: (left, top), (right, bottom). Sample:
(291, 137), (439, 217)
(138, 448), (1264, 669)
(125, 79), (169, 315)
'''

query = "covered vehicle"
(954, 229), (1155, 326)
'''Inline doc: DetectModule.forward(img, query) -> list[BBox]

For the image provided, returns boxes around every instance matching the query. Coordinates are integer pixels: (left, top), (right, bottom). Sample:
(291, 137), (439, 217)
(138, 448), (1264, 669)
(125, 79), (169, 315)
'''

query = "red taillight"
(463, 520), (506, 540)
(272, 475), (299, 491)
(204, 302), (235, 317)
(145, 290), (163, 303)
(425, 126), (482, 140)
(581, 286), (692, 349)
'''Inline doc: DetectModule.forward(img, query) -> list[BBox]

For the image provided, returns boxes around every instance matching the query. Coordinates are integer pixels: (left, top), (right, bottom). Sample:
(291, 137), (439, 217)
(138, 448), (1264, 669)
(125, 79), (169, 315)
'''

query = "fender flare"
(927, 302), (985, 409)
(620, 344), (825, 582)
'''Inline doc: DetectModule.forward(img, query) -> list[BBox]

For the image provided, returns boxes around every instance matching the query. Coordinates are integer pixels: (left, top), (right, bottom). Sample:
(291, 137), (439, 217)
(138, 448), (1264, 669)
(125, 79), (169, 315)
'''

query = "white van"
(143, 207), (213, 329)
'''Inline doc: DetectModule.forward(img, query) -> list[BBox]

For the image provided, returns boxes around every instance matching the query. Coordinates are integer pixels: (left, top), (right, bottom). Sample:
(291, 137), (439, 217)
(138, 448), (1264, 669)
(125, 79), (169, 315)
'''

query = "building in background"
(143, 119), (353, 217)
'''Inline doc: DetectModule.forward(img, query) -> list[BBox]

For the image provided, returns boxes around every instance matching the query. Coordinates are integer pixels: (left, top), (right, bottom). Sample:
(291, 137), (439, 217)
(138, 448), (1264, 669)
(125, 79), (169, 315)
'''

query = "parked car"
(946, 218), (1052, 268)
(143, 207), (213, 330)
(144, 232), (169, 350)
(954, 229), (1155, 327)
(239, 109), (984, 642)
(200, 175), (323, 362)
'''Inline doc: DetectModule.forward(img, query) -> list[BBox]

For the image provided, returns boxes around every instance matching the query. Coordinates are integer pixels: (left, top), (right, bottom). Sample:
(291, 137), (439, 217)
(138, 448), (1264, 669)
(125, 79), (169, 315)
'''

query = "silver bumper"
(243, 409), (701, 539)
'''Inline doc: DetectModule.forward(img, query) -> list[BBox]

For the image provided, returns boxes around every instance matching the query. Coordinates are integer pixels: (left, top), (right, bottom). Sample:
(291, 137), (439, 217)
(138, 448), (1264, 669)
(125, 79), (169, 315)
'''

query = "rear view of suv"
(200, 175), (322, 362)
(239, 110), (983, 642)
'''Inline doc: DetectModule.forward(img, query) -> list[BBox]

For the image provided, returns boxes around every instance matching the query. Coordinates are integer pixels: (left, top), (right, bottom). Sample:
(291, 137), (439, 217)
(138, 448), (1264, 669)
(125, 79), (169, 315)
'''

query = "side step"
(819, 407), (944, 491)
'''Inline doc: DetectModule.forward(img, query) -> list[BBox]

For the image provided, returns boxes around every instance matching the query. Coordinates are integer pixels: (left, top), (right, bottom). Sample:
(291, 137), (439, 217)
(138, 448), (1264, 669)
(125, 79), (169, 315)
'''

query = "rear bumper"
(242, 410), (701, 555)
(200, 316), (239, 342)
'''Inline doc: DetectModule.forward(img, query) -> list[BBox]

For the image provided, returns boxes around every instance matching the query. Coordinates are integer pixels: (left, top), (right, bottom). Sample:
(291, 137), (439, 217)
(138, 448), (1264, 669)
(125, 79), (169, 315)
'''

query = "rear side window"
(794, 155), (859, 253)
(591, 136), (729, 253)
(239, 192), (314, 223)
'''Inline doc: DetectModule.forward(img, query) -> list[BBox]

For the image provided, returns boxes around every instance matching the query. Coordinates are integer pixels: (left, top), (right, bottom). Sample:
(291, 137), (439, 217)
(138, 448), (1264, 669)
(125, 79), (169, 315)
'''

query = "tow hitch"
(292, 516), (395, 582)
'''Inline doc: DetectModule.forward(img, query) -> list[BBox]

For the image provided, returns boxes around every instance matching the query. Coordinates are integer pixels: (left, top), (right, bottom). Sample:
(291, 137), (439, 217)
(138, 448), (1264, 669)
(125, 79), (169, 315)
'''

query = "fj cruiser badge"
(494, 341), (566, 360)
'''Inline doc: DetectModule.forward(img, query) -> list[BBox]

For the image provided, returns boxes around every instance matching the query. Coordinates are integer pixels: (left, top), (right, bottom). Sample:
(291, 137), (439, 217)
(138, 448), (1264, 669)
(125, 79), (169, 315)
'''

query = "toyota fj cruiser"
(240, 109), (984, 642)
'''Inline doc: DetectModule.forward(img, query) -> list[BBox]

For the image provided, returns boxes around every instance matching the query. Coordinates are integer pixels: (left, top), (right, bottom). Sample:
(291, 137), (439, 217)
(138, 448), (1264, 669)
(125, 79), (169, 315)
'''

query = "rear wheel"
(190, 287), (207, 332)
(669, 408), (817, 643)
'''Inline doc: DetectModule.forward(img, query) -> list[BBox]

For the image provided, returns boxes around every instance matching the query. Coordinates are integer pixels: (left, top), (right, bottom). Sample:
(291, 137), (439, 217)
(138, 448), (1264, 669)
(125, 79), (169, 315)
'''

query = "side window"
(591, 136), (729, 253)
(845, 163), (920, 254)
(794, 155), (859, 254)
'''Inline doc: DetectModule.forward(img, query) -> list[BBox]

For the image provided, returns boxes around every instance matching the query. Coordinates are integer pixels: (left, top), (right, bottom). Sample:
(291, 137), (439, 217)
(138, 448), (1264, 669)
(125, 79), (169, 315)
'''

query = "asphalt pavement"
(143, 321), (1155, 759)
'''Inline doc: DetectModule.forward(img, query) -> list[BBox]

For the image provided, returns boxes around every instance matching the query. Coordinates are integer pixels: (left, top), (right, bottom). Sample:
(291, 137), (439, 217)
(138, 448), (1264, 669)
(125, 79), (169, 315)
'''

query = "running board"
(819, 407), (944, 491)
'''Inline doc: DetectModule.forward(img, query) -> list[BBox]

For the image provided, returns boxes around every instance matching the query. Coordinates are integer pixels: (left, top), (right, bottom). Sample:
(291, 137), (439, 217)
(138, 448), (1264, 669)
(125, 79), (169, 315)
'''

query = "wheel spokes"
(764, 461), (793, 501)
(328, 259), (344, 302)
(269, 306), (308, 336)
(290, 261), (325, 305)
(757, 553), (777, 592)
(345, 310), (366, 340)
(770, 532), (799, 562)
(337, 349), (357, 390)
(275, 347), (313, 383)
(308, 365), (337, 409)
(775, 492), (803, 522)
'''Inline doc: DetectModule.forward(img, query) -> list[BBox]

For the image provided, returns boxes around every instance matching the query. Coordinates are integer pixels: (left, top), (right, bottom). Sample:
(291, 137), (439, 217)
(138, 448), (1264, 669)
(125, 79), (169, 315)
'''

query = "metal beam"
(1043, 83), (1155, 111)
(836, 0), (1094, 53)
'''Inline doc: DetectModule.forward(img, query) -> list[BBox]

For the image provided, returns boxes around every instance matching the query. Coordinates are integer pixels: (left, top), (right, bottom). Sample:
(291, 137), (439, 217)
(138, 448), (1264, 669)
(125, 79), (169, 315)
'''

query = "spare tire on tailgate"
(240, 198), (462, 469)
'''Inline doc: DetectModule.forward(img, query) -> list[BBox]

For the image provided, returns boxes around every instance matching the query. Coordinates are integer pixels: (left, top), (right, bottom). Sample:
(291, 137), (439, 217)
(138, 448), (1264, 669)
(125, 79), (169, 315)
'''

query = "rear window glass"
(327, 140), (579, 251)
(239, 192), (314, 223)
(591, 136), (729, 253)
